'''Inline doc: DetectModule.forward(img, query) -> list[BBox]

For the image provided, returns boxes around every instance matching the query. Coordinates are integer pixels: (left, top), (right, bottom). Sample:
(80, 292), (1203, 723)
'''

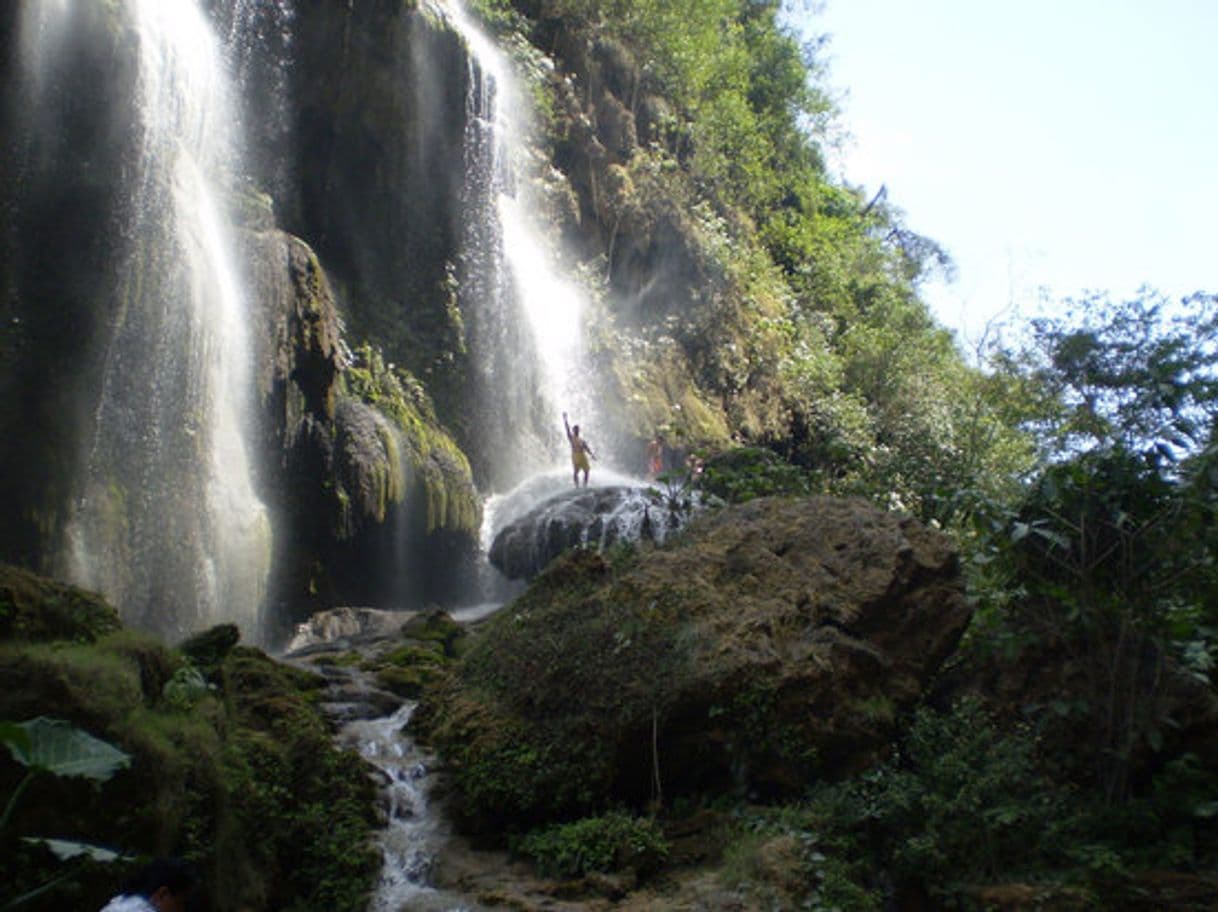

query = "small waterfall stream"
(339, 702), (470, 912)
(292, 621), (483, 912)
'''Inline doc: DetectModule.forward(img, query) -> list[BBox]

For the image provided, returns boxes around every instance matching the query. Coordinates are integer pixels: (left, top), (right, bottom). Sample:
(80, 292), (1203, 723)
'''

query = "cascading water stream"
(426, 0), (598, 493)
(26, 0), (272, 641)
(340, 700), (475, 912)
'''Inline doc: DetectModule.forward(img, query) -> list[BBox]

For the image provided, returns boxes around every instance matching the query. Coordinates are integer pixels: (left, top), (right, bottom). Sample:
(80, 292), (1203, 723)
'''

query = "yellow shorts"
(573, 451), (590, 472)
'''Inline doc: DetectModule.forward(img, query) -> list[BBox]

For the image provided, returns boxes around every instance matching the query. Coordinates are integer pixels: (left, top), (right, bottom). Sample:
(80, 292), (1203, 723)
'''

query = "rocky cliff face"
(0, 2), (484, 638)
(240, 225), (481, 634)
(0, 0), (807, 638)
(0, 2), (141, 573)
(277, 1), (471, 398)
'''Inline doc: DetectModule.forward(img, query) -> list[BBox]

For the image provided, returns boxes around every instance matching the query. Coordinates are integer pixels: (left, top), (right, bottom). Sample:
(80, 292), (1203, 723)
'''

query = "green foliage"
(790, 696), (1218, 904)
(425, 705), (617, 830)
(1, 718), (131, 910)
(3, 718), (130, 784)
(696, 446), (810, 503)
(222, 729), (378, 912)
(512, 811), (668, 878)
(1001, 290), (1218, 461)
(161, 666), (211, 712)
(806, 698), (1079, 901)
(720, 807), (880, 911)
(964, 290), (1218, 804)
(0, 583), (380, 911)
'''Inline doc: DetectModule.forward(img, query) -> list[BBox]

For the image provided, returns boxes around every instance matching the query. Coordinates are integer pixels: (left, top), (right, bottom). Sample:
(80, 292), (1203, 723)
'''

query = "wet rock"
(285, 606), (412, 654)
(489, 484), (693, 579)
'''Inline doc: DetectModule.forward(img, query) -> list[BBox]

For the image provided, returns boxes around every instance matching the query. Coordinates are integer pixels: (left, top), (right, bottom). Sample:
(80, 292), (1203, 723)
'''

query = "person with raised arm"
(563, 412), (596, 487)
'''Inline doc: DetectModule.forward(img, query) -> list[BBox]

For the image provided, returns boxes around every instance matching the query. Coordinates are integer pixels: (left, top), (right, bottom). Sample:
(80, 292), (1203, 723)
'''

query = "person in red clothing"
(646, 433), (665, 478)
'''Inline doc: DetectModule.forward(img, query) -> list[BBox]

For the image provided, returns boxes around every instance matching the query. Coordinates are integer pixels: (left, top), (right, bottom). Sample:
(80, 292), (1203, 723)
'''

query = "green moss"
(375, 664), (442, 698)
(0, 571), (380, 909)
(306, 651), (363, 669)
(177, 624), (241, 680)
(400, 609), (465, 656)
(414, 549), (697, 830)
(0, 564), (122, 644)
(340, 343), (481, 535)
(374, 643), (445, 668)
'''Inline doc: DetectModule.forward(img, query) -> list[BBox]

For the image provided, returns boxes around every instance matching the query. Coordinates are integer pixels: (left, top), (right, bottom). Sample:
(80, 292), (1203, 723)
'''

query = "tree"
(1008, 289), (1218, 464)
(978, 289), (1218, 802)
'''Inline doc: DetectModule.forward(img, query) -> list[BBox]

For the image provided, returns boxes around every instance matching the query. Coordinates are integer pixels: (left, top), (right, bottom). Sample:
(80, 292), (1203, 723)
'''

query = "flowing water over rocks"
(286, 612), (481, 912)
(423, 0), (597, 491)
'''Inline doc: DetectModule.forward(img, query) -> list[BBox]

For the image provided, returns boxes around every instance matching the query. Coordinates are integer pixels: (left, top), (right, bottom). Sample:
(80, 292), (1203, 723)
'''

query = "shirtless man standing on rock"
(563, 412), (596, 487)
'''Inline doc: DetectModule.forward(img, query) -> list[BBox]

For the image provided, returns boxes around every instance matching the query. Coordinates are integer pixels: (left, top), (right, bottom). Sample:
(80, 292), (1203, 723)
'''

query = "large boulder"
(415, 496), (970, 832)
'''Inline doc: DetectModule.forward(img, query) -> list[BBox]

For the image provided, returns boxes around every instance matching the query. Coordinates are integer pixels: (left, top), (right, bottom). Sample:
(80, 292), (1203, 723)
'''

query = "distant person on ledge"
(563, 412), (596, 487)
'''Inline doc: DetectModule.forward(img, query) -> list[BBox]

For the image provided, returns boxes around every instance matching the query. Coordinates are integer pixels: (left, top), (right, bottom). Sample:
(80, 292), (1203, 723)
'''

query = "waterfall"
(340, 702), (474, 912)
(21, 0), (272, 642)
(427, 0), (596, 492)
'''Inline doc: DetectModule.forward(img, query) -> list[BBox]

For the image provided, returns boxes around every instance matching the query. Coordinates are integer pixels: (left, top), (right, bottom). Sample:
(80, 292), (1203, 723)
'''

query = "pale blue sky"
(791, 0), (1218, 344)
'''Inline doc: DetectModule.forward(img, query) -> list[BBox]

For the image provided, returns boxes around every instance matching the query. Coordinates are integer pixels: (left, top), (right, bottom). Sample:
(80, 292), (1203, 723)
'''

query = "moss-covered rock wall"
(242, 227), (482, 635)
(278, 0), (472, 411)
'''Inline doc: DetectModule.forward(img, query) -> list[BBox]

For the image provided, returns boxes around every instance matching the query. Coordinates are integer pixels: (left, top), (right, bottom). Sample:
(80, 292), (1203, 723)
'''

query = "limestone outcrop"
(242, 227), (481, 629)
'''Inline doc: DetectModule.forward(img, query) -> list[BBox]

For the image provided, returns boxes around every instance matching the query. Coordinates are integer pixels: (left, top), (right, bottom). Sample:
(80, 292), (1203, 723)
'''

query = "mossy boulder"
(177, 623), (241, 677)
(400, 608), (465, 657)
(0, 563), (121, 643)
(415, 497), (969, 834)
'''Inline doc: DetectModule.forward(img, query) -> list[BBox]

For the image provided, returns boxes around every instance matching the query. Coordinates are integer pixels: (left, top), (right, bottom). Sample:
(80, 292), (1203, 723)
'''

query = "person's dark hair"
(573, 425), (580, 434)
(119, 857), (198, 898)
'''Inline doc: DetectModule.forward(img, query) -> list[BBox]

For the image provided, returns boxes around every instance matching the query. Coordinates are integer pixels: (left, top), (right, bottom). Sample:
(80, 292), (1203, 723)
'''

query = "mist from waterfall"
(21, 0), (272, 642)
(427, 0), (595, 493)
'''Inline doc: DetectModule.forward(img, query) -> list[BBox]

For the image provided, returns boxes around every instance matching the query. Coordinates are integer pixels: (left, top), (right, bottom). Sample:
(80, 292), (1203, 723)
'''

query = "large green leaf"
(22, 837), (125, 862)
(6, 718), (130, 781)
(0, 721), (32, 756)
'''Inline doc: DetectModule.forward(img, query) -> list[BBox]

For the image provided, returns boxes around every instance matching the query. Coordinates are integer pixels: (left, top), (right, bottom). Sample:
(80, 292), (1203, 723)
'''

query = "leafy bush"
(1, 718), (130, 910)
(513, 811), (668, 878)
(806, 698), (1077, 900)
(696, 446), (810, 503)
(720, 808), (880, 912)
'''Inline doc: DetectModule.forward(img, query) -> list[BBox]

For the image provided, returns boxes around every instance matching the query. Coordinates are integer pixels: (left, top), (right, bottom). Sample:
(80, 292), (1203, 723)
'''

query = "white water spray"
(35, 0), (272, 640)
